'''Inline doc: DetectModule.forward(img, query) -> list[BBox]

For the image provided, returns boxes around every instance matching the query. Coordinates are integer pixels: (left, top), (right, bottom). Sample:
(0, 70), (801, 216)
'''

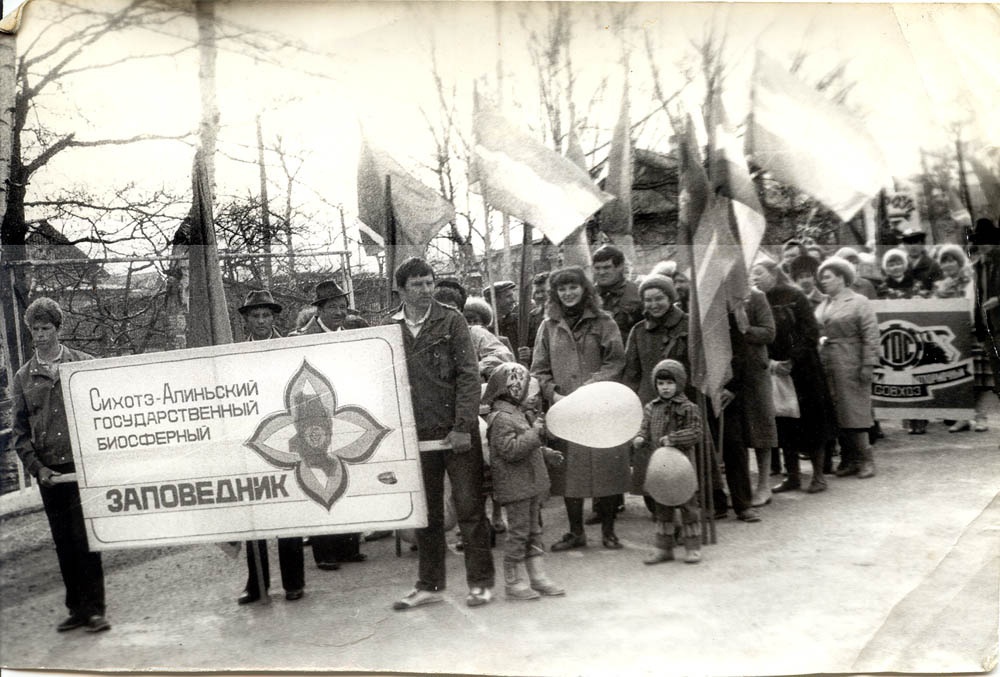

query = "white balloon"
(546, 381), (643, 448)
(644, 446), (697, 506)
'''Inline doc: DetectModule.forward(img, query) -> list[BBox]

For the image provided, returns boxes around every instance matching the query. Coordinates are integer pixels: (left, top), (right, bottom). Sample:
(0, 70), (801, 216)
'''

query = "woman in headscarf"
(530, 266), (628, 551)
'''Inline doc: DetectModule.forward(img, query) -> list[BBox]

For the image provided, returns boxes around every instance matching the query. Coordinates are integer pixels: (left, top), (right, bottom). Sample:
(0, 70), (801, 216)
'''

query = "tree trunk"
(0, 29), (27, 377)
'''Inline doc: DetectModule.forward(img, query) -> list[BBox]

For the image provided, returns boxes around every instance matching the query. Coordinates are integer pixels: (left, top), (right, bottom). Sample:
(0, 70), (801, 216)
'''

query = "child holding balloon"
(483, 362), (566, 600)
(631, 359), (703, 564)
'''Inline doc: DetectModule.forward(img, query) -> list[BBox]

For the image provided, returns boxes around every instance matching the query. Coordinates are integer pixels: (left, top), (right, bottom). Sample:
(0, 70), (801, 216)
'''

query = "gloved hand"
(445, 430), (472, 453)
(542, 446), (564, 467)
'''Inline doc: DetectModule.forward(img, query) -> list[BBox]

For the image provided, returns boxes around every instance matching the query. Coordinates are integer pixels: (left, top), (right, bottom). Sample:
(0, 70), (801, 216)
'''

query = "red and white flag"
(750, 51), (890, 222)
(472, 109), (613, 245)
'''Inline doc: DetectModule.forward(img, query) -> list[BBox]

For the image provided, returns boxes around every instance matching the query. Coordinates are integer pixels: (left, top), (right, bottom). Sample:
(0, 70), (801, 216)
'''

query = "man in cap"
(235, 290), (306, 604)
(517, 272), (550, 365)
(483, 280), (519, 351)
(900, 228), (943, 293)
(293, 279), (370, 569)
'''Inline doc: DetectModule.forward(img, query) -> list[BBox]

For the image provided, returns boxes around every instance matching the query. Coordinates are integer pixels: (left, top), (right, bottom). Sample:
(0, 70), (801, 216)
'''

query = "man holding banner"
(235, 290), (305, 605)
(390, 258), (496, 610)
(11, 298), (110, 633)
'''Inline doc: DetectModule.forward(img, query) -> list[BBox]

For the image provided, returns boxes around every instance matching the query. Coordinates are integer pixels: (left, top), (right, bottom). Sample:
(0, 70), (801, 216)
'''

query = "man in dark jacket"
(589, 245), (641, 521)
(12, 297), (110, 633)
(900, 228), (943, 293)
(592, 245), (642, 342)
(236, 289), (306, 605)
(293, 280), (369, 569)
(391, 257), (496, 610)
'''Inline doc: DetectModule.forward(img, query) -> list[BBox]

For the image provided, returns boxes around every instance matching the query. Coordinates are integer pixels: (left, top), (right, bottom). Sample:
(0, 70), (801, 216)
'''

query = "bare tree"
(1, 0), (195, 371)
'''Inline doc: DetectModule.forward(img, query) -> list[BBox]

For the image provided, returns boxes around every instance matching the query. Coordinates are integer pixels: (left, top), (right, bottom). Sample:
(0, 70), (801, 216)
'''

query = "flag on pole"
(679, 115), (734, 411)
(969, 153), (1000, 222)
(472, 108), (613, 246)
(749, 51), (890, 221)
(601, 83), (633, 236)
(561, 129), (595, 271)
(356, 136), (455, 252)
(187, 151), (233, 350)
(706, 90), (767, 270)
(948, 187), (973, 229)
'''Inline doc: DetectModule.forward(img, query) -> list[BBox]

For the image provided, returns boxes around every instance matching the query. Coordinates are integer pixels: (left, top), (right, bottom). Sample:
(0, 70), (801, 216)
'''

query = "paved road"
(1, 421), (998, 676)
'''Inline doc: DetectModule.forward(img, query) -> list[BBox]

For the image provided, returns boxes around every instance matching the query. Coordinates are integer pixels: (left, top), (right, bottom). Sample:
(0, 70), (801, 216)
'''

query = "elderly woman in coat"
(531, 266), (628, 550)
(815, 256), (881, 479)
(751, 260), (836, 494)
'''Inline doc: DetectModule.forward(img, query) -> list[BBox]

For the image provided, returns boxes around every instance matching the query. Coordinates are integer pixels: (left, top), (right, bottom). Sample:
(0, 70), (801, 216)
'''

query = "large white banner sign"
(60, 325), (426, 551)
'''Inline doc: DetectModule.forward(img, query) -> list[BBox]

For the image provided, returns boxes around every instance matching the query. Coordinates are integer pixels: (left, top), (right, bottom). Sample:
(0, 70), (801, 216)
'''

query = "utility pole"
(256, 115), (272, 283)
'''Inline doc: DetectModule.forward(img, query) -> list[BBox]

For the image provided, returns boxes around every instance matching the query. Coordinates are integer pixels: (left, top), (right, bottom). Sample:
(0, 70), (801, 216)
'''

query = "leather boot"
(774, 447), (801, 492)
(643, 532), (675, 565)
(807, 446), (827, 493)
(503, 561), (540, 600)
(525, 556), (565, 596)
(857, 445), (876, 479)
(835, 441), (858, 477)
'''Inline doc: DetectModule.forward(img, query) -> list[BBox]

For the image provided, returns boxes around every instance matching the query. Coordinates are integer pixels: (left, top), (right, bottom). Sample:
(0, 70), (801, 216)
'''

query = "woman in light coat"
(531, 266), (628, 550)
(815, 257), (881, 478)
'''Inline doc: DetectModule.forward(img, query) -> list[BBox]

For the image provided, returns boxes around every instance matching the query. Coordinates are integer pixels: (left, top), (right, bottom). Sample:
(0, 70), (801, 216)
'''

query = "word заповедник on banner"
(60, 325), (426, 551)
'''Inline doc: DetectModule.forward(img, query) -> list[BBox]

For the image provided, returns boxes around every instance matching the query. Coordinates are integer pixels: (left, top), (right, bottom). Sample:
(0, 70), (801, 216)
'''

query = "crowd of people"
(11, 219), (1000, 631)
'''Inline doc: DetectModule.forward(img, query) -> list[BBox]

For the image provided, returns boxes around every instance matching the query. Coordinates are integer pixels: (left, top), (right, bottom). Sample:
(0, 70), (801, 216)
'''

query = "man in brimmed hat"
(293, 279), (370, 569)
(899, 228), (942, 292)
(235, 290), (306, 605)
(238, 289), (284, 341)
(295, 279), (369, 335)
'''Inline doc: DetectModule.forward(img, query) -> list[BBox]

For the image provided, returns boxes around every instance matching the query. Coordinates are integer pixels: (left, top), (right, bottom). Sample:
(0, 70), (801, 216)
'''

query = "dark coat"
(531, 302), (629, 498)
(877, 273), (921, 299)
(973, 248), (1000, 342)
(390, 300), (481, 440)
(12, 346), (93, 476)
(909, 251), (943, 292)
(623, 306), (689, 404)
(764, 283), (836, 446)
(599, 278), (643, 343)
(728, 288), (778, 449)
(487, 399), (550, 504)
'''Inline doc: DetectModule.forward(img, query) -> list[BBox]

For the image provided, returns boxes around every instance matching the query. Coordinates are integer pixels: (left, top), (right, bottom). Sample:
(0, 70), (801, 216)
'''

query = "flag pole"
(384, 174), (396, 309)
(956, 134), (975, 224)
(517, 222), (533, 363)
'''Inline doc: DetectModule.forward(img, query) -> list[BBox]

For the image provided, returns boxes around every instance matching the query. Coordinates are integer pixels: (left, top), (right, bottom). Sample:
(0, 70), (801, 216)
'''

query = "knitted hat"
(638, 274), (677, 303)
(818, 256), (856, 286)
(881, 247), (908, 272)
(937, 244), (967, 268)
(833, 246), (860, 264)
(652, 359), (687, 394)
(650, 260), (677, 278)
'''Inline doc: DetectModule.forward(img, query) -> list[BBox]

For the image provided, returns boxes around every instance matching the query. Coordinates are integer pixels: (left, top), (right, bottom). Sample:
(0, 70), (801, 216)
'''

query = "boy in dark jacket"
(632, 360), (703, 564)
(484, 362), (565, 600)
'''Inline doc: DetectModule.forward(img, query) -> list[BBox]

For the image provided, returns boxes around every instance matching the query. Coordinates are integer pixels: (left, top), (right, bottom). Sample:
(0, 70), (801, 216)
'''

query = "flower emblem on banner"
(246, 360), (390, 510)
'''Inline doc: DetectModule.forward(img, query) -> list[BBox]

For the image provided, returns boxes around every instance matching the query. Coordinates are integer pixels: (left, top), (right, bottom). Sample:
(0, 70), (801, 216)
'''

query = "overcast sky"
(16, 1), (1000, 266)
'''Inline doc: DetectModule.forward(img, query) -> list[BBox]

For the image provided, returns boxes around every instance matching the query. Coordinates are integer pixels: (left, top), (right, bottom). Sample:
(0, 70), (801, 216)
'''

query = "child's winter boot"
(503, 560), (541, 600)
(525, 555), (565, 596)
(682, 521), (701, 564)
(643, 531), (674, 565)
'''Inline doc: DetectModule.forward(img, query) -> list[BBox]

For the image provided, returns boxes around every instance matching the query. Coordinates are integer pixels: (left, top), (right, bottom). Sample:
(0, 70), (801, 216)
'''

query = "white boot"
(525, 557), (565, 596)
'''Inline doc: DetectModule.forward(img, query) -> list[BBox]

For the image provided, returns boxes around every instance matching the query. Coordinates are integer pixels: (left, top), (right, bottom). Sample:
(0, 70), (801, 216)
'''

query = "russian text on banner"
(872, 299), (975, 420)
(60, 325), (426, 550)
